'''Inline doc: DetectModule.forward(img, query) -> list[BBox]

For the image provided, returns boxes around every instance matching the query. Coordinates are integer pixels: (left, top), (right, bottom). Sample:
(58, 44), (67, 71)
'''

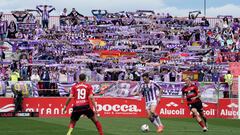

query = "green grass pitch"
(0, 118), (240, 135)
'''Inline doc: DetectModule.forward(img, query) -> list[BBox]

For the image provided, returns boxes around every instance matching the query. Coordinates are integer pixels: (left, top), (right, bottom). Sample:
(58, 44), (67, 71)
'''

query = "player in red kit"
(63, 74), (104, 135)
(181, 77), (208, 132)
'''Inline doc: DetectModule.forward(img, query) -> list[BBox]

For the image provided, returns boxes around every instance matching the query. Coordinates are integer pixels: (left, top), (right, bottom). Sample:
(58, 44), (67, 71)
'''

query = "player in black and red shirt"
(63, 74), (104, 135)
(181, 77), (208, 132)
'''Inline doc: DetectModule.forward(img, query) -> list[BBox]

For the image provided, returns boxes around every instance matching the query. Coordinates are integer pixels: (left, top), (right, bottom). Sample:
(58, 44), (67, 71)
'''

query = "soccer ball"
(141, 124), (149, 132)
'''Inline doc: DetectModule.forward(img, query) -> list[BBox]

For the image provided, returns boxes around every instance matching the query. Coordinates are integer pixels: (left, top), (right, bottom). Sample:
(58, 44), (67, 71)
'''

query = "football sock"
(68, 120), (76, 128)
(202, 116), (208, 128)
(195, 114), (206, 128)
(66, 128), (73, 135)
(153, 114), (163, 126)
(149, 116), (160, 127)
(198, 121), (206, 128)
(202, 116), (207, 124)
(95, 121), (104, 135)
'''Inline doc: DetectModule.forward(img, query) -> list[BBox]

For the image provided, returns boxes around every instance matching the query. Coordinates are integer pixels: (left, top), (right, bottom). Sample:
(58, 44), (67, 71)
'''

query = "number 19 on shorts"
(77, 89), (86, 99)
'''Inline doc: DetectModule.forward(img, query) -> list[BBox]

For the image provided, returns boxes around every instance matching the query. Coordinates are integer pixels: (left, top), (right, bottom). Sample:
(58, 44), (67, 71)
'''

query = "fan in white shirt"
(31, 71), (40, 82)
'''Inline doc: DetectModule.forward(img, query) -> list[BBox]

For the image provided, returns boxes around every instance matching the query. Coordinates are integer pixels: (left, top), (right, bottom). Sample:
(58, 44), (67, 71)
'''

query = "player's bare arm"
(132, 84), (142, 96)
(63, 94), (73, 114)
(157, 87), (163, 103)
(89, 94), (98, 114)
(132, 90), (140, 96)
(181, 93), (185, 104)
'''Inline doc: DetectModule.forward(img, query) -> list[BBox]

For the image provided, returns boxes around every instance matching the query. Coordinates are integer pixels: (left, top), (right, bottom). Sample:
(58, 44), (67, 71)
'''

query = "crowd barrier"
(0, 97), (238, 119)
(0, 81), (231, 101)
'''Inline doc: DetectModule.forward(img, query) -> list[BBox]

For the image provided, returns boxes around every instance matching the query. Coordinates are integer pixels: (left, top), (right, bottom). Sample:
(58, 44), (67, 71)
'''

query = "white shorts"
(146, 100), (157, 110)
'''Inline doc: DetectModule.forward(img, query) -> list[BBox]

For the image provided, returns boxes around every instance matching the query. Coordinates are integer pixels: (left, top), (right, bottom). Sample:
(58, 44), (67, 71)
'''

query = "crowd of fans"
(0, 6), (239, 96)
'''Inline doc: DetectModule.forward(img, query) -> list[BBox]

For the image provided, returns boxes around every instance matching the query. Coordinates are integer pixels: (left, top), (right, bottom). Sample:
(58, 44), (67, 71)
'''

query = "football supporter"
(36, 5), (55, 29)
(181, 77), (208, 132)
(63, 73), (104, 135)
(11, 11), (28, 22)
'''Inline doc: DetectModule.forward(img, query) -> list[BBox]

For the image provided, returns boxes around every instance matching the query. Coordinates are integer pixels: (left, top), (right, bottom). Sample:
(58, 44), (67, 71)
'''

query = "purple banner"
(17, 23), (36, 30)
(157, 82), (185, 97)
(56, 81), (229, 103)
(90, 81), (138, 97)
(198, 82), (219, 103)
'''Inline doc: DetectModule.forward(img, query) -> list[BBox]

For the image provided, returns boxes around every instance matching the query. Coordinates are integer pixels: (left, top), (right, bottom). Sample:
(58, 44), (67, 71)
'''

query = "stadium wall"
(0, 97), (238, 119)
(2, 14), (234, 28)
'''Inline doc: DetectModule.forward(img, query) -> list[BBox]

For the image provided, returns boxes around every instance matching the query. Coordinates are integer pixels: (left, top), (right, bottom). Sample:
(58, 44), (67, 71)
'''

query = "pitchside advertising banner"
(0, 98), (238, 118)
